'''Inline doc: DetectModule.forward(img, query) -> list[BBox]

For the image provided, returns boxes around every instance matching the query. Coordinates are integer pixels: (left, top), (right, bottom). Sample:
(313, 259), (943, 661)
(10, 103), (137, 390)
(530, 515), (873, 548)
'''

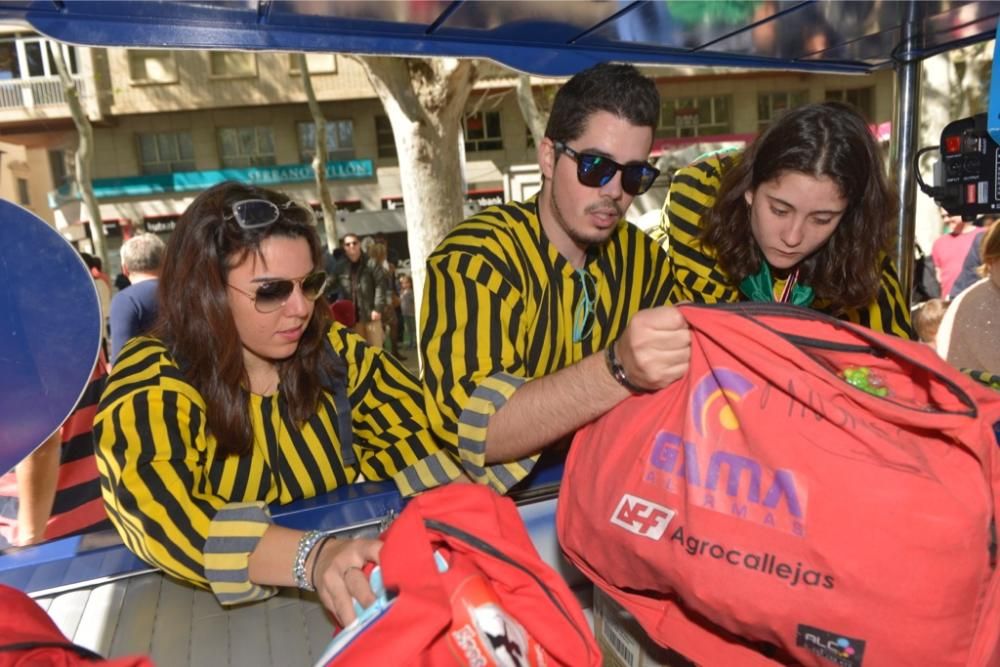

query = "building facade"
(1, 26), (895, 268)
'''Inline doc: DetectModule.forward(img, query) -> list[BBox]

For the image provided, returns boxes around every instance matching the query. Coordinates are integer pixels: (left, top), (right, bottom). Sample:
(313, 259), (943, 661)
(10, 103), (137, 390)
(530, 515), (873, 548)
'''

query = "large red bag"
(0, 584), (153, 667)
(325, 484), (601, 666)
(558, 303), (1000, 667)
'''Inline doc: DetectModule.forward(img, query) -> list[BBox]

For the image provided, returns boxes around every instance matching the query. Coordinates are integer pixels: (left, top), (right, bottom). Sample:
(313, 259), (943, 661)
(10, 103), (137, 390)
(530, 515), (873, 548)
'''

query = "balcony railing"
(0, 75), (89, 110)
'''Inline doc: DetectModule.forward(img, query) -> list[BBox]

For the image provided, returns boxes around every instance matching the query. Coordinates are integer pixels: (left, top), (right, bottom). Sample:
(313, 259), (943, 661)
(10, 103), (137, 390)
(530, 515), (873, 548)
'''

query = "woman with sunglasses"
(93, 181), (462, 627)
(661, 101), (914, 338)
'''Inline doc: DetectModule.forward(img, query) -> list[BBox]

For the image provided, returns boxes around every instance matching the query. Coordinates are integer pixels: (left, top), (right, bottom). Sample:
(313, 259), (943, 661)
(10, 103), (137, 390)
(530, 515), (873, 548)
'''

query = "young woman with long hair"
(93, 182), (461, 626)
(662, 101), (913, 338)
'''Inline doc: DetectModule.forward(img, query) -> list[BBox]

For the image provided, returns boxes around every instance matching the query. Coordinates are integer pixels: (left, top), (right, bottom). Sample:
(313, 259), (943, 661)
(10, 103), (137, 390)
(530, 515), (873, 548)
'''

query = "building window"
(138, 131), (195, 174)
(49, 149), (69, 187)
(464, 111), (503, 152)
(0, 41), (16, 80)
(209, 51), (257, 78)
(758, 91), (809, 128)
(0, 36), (77, 80)
(375, 115), (396, 158)
(128, 50), (178, 84)
(825, 87), (874, 120)
(219, 126), (276, 168)
(289, 53), (337, 74)
(297, 120), (355, 162)
(16, 178), (29, 206)
(659, 96), (732, 138)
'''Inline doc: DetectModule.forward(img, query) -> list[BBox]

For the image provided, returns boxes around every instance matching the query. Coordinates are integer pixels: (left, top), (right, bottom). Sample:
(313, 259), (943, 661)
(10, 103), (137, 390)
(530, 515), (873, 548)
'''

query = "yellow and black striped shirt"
(661, 152), (915, 339)
(421, 199), (672, 493)
(93, 322), (460, 605)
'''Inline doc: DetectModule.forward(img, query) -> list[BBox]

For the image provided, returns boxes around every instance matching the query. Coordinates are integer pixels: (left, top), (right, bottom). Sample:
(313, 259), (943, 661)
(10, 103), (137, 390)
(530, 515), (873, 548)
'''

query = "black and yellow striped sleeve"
(93, 339), (275, 604)
(421, 241), (536, 494)
(664, 154), (741, 304)
(838, 252), (916, 339)
(963, 369), (1000, 391)
(326, 323), (463, 495)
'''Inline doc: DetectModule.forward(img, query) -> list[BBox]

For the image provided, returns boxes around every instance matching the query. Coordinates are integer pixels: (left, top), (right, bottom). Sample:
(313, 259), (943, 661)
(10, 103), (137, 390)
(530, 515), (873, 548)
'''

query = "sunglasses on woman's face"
(228, 270), (328, 313)
(553, 141), (660, 196)
(225, 198), (305, 229)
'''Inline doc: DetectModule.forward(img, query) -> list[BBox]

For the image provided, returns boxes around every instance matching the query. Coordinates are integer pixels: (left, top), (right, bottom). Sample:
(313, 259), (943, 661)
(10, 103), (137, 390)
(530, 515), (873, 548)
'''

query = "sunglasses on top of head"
(552, 141), (660, 196)
(224, 198), (307, 229)
(228, 270), (328, 313)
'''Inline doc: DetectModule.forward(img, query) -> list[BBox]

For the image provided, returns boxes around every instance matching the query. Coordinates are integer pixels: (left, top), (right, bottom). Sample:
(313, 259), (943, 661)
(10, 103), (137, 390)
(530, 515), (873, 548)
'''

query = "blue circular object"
(0, 200), (101, 474)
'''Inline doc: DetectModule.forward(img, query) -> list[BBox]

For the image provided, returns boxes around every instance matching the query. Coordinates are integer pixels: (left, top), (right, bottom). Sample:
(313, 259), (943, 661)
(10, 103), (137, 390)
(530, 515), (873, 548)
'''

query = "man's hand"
(370, 310), (382, 321)
(615, 306), (691, 391)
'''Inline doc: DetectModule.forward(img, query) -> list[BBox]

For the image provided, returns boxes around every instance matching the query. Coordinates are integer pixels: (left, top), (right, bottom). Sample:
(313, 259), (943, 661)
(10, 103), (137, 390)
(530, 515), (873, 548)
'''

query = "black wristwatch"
(605, 338), (649, 394)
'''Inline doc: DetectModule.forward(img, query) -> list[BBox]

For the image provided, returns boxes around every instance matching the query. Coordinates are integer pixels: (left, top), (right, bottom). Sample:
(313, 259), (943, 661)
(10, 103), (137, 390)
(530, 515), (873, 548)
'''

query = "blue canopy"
(0, 0), (996, 75)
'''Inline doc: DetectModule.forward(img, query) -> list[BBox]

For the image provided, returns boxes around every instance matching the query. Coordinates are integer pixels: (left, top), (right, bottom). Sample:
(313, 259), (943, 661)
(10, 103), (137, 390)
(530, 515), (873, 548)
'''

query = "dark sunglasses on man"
(553, 140), (660, 196)
(225, 198), (309, 229)
(228, 270), (329, 314)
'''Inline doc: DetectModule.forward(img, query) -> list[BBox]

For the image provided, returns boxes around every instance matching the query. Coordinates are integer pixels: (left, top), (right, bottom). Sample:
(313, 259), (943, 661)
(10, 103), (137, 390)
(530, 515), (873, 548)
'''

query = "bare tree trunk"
(296, 53), (339, 252)
(357, 56), (477, 347)
(517, 74), (547, 148)
(50, 41), (106, 269)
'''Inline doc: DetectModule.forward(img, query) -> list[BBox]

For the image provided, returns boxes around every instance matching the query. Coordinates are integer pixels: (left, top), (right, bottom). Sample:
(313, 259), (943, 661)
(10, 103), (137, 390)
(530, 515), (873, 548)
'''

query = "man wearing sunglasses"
(421, 63), (691, 493)
(329, 233), (387, 348)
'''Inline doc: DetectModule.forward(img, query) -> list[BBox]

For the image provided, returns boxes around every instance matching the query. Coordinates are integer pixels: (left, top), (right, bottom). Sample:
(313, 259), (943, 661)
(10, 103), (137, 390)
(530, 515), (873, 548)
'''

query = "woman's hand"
(309, 536), (383, 626)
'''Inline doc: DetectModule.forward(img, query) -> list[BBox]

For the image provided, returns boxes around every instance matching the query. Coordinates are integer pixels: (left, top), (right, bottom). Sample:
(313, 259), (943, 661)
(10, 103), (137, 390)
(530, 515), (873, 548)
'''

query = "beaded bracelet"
(293, 530), (330, 591)
(308, 535), (335, 590)
(605, 338), (649, 394)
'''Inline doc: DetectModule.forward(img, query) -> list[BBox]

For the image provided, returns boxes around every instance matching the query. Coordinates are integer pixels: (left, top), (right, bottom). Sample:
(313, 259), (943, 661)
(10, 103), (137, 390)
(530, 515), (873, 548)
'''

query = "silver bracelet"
(293, 530), (329, 591)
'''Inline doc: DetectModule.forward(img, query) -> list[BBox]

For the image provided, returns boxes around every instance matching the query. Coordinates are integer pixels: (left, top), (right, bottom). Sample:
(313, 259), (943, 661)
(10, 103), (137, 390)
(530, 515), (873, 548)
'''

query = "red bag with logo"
(0, 584), (153, 667)
(324, 484), (600, 666)
(558, 303), (1000, 667)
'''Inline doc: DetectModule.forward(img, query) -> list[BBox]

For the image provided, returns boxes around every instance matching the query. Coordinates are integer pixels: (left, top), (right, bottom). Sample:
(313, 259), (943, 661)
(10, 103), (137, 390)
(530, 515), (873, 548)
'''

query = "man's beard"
(551, 190), (623, 247)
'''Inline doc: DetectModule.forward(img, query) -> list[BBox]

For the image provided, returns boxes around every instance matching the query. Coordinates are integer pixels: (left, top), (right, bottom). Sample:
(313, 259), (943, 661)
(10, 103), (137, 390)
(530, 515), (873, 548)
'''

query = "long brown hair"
(154, 181), (337, 456)
(702, 102), (897, 311)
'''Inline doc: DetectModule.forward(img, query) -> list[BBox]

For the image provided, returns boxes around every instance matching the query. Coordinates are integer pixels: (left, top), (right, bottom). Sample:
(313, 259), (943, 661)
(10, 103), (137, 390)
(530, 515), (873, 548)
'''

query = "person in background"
(911, 298), (948, 347)
(399, 274), (416, 348)
(948, 215), (996, 299)
(331, 233), (385, 348)
(421, 62), (690, 493)
(80, 251), (113, 339)
(93, 182), (461, 626)
(660, 102), (914, 339)
(936, 219), (1000, 377)
(932, 208), (981, 299)
(0, 353), (112, 549)
(369, 240), (405, 360)
(109, 232), (165, 363)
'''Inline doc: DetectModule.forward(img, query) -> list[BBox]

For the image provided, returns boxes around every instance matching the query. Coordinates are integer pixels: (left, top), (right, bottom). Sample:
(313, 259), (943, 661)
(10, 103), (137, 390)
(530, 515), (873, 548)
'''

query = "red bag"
(0, 584), (153, 666)
(330, 299), (357, 327)
(558, 303), (1000, 667)
(325, 484), (600, 666)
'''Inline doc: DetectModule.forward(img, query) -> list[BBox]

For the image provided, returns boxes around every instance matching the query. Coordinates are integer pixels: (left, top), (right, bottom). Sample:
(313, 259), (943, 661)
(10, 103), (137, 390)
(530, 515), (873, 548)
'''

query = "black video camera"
(933, 113), (1000, 220)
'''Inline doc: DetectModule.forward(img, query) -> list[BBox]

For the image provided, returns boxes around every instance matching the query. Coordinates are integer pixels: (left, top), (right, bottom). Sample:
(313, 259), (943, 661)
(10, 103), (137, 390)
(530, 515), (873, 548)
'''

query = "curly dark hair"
(702, 102), (897, 311)
(544, 62), (660, 144)
(154, 181), (336, 456)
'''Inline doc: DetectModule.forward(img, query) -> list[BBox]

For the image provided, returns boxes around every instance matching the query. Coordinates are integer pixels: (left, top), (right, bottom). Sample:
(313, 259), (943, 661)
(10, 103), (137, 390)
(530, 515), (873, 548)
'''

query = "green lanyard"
(739, 262), (815, 306)
(572, 268), (596, 343)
